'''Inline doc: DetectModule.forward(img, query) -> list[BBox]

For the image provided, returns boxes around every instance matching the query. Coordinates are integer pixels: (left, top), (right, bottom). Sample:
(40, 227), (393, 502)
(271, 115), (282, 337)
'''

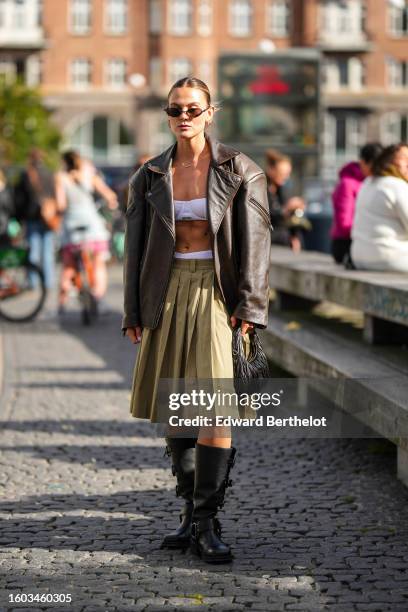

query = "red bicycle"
(68, 226), (99, 326)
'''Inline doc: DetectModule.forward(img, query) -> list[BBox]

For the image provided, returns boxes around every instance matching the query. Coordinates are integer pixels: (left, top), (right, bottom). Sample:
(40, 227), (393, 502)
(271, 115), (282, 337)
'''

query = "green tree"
(0, 79), (62, 168)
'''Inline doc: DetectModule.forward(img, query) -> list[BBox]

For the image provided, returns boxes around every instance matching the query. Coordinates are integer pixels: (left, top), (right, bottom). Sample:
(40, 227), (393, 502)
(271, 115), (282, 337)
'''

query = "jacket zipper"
(248, 196), (272, 227)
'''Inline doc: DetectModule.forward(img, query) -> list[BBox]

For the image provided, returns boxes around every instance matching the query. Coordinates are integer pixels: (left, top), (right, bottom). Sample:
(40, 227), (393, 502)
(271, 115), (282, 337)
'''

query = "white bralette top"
(174, 197), (207, 221)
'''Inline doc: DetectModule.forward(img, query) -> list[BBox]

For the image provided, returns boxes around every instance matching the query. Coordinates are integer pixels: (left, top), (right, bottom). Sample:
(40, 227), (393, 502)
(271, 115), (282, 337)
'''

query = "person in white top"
(55, 150), (118, 312)
(351, 143), (408, 272)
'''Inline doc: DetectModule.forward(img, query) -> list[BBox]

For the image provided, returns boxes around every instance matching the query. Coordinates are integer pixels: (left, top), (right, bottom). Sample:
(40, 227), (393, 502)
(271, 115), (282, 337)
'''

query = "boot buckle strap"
(192, 519), (214, 537)
(222, 477), (233, 490)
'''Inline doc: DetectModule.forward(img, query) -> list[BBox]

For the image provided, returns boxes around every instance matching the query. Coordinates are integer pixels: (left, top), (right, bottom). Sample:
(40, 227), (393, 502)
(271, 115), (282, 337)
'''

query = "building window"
(37, 0), (43, 25)
(386, 56), (408, 88)
(26, 54), (42, 86)
(266, 0), (291, 37)
(67, 115), (134, 164)
(105, 58), (127, 89)
(388, 0), (408, 36)
(169, 57), (192, 84)
(149, 56), (162, 91)
(13, 0), (27, 28)
(338, 59), (349, 87)
(229, 0), (252, 36)
(198, 0), (212, 36)
(70, 0), (92, 34)
(198, 59), (212, 84)
(169, 0), (193, 35)
(323, 56), (364, 91)
(105, 0), (127, 34)
(381, 112), (408, 144)
(320, 0), (365, 37)
(70, 58), (92, 89)
(0, 0), (43, 30)
(324, 111), (367, 172)
(149, 0), (162, 33)
(349, 57), (364, 89)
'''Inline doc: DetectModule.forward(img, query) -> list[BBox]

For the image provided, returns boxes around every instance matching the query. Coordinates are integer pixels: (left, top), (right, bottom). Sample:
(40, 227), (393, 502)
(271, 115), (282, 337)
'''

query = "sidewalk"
(1, 265), (408, 611)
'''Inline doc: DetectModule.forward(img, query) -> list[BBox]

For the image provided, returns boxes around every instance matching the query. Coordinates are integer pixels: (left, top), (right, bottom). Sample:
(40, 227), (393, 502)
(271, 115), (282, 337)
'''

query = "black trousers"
(331, 239), (351, 265)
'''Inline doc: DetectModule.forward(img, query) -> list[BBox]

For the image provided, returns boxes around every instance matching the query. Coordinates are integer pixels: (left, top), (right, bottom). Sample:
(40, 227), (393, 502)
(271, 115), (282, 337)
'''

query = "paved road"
(1, 265), (408, 612)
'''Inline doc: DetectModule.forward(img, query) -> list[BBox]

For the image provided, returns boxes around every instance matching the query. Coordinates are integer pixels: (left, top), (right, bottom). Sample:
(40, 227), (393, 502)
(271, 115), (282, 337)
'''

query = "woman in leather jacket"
(123, 77), (271, 563)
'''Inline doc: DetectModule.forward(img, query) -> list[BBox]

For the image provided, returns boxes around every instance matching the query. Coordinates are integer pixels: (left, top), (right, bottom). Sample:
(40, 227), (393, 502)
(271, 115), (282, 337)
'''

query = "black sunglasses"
(164, 105), (211, 118)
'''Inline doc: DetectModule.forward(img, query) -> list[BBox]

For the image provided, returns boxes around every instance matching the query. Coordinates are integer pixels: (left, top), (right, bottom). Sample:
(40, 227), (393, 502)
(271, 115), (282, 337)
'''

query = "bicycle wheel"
(80, 288), (98, 326)
(0, 262), (47, 322)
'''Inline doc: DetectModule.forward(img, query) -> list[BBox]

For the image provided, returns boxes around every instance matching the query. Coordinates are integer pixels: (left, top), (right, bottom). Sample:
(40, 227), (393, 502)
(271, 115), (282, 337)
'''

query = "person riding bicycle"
(55, 150), (118, 314)
(0, 169), (14, 248)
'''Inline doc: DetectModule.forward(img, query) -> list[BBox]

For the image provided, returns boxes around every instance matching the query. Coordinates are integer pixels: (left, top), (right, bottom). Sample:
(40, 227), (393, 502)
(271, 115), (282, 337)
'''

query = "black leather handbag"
(232, 326), (270, 394)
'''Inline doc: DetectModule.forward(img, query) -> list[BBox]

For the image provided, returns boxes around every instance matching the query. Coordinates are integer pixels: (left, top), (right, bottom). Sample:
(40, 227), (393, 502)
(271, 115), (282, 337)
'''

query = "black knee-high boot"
(161, 437), (197, 549)
(190, 443), (236, 563)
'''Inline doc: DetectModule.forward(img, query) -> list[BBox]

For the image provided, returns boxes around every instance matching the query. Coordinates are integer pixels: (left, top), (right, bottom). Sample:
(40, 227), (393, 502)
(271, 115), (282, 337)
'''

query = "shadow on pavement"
(0, 419), (153, 437)
(0, 305), (136, 390)
(0, 443), (167, 469)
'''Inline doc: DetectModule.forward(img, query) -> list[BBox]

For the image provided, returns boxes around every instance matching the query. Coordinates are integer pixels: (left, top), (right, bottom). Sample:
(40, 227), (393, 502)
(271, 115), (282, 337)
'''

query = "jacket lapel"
(146, 173), (175, 238)
(146, 143), (176, 239)
(207, 165), (242, 235)
(206, 137), (242, 235)
(145, 136), (242, 238)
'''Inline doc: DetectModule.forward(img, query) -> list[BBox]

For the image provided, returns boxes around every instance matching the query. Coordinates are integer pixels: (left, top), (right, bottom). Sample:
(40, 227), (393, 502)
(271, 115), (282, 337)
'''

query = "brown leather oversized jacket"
(122, 134), (272, 332)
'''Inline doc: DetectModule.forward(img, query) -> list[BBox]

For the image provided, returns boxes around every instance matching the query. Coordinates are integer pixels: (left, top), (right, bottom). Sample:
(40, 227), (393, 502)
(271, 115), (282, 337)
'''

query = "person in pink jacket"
(331, 143), (382, 265)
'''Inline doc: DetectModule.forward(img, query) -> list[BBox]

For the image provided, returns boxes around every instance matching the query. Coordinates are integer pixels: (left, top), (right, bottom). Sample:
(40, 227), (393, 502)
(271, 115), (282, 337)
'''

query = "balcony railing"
(0, 27), (45, 48)
(317, 31), (371, 52)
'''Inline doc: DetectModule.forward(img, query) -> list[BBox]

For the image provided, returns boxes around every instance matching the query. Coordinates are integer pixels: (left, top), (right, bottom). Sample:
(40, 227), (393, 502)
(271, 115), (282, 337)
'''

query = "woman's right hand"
(126, 327), (142, 344)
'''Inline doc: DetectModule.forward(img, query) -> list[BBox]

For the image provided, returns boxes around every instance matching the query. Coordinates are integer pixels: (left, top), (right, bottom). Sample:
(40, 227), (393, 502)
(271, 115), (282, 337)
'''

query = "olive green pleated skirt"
(129, 258), (250, 423)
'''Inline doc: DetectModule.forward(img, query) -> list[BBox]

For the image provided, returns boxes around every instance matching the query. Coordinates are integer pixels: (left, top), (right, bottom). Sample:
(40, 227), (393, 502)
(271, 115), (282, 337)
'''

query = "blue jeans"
(26, 221), (55, 289)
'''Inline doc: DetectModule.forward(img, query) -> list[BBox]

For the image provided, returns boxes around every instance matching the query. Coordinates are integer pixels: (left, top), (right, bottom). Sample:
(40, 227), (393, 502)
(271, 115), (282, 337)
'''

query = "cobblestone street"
(1, 265), (408, 611)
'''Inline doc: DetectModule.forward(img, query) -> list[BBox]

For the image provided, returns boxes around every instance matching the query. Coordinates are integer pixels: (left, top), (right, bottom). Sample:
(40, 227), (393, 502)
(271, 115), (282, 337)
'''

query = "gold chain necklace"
(179, 152), (210, 168)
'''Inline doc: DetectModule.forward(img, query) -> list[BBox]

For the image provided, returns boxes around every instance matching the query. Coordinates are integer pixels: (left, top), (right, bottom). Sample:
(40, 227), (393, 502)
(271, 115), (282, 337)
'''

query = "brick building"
(0, 0), (407, 176)
(1, 0), (148, 165)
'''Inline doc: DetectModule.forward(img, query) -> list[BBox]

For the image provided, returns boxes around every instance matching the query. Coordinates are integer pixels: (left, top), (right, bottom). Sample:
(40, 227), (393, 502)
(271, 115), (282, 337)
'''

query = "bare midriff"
(175, 219), (212, 254)
(172, 149), (212, 254)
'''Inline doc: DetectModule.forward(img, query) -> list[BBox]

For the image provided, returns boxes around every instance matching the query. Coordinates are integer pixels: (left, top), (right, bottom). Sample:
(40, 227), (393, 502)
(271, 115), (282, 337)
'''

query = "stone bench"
(269, 246), (408, 344)
(262, 247), (408, 487)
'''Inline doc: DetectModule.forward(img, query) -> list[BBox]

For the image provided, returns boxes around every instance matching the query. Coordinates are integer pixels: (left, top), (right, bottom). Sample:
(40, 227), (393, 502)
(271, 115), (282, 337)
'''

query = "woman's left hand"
(230, 316), (254, 335)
